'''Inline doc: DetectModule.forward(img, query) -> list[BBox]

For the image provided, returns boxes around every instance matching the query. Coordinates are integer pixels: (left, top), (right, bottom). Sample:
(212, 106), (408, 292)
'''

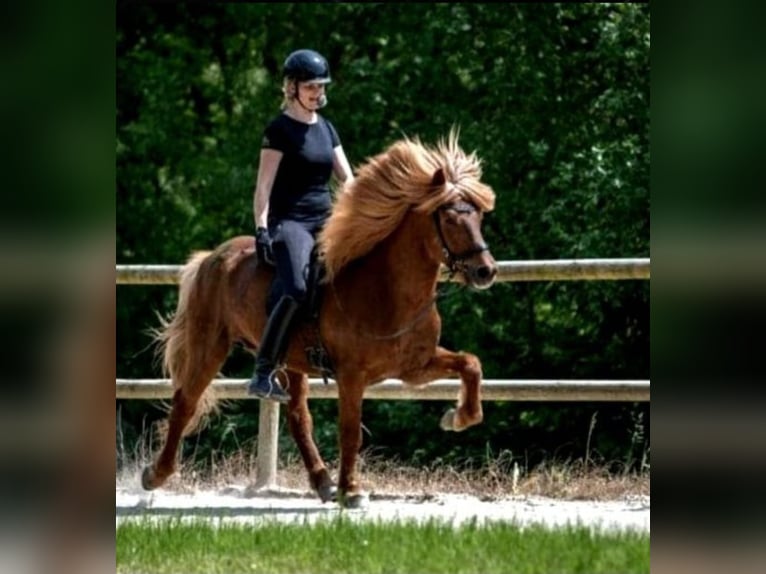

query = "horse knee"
(461, 353), (483, 380)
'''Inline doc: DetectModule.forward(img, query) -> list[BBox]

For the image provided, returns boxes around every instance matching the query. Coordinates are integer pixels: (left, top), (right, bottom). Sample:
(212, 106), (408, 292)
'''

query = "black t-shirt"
(261, 113), (341, 224)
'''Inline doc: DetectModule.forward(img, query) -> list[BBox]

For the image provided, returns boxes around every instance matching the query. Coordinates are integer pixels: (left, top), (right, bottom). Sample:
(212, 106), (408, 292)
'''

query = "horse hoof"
(141, 466), (159, 491)
(317, 484), (338, 503)
(339, 492), (369, 509)
(440, 408), (457, 431)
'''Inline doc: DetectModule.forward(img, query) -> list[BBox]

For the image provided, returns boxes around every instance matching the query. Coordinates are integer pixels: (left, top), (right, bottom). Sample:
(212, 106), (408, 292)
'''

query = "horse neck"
(354, 210), (442, 298)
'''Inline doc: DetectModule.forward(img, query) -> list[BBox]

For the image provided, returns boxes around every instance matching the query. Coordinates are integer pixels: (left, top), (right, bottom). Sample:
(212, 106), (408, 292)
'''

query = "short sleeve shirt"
(261, 113), (341, 224)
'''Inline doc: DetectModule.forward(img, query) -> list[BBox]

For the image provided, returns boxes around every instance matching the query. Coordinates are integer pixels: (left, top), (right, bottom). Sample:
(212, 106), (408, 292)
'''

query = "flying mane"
(317, 131), (496, 282)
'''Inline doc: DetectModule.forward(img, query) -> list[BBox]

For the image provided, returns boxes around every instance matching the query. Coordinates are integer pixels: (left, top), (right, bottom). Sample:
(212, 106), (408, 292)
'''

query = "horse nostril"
(477, 266), (495, 281)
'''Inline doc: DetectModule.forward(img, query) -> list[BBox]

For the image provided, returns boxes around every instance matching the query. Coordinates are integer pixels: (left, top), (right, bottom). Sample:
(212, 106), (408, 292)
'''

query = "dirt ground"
(116, 482), (650, 532)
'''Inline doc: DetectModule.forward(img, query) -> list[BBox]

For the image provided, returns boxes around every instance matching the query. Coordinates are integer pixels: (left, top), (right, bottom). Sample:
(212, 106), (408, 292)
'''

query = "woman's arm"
(253, 148), (283, 228)
(332, 145), (354, 188)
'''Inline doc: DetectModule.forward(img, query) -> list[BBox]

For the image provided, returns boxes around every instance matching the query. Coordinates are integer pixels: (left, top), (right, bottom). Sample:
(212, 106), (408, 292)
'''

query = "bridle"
(433, 202), (490, 279)
(327, 202), (489, 342)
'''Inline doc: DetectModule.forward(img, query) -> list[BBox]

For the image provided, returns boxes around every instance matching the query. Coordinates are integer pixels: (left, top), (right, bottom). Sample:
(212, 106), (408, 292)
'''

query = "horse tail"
(153, 250), (221, 436)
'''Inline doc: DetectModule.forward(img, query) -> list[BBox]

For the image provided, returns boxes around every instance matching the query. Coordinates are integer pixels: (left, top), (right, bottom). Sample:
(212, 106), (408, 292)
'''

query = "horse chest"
(375, 326), (440, 374)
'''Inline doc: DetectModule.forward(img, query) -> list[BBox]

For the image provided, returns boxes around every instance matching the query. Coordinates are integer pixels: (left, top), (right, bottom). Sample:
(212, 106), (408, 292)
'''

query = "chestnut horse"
(142, 132), (497, 507)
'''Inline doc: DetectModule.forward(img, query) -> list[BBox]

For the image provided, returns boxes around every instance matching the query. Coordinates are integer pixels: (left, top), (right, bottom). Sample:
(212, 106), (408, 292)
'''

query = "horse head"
(430, 168), (497, 289)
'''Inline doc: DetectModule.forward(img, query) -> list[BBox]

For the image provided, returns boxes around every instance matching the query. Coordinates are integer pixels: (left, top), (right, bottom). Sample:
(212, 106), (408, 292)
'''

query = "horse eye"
(442, 209), (460, 223)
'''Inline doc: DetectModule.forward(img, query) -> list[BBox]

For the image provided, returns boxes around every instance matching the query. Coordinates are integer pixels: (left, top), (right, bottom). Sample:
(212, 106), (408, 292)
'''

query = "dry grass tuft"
(118, 442), (649, 501)
(302, 452), (649, 501)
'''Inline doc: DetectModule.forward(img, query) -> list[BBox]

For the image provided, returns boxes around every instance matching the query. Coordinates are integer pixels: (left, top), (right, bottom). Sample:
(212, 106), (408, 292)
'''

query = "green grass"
(117, 517), (649, 574)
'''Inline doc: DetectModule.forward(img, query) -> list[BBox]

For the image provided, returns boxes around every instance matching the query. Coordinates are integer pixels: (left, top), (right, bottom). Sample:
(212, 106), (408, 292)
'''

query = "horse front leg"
(284, 370), (336, 503)
(401, 345), (484, 432)
(336, 379), (367, 508)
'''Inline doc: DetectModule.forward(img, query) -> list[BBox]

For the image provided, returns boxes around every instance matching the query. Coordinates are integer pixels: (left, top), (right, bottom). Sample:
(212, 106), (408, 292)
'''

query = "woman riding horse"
(144, 131), (497, 507)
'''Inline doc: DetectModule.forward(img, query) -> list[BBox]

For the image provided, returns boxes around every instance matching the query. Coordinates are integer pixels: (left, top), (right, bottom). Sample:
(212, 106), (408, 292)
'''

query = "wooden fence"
(116, 258), (649, 488)
(117, 258), (650, 285)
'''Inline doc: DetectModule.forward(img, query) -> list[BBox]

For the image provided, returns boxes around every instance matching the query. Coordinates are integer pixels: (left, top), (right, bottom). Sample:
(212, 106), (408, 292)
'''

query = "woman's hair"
(280, 78), (296, 110)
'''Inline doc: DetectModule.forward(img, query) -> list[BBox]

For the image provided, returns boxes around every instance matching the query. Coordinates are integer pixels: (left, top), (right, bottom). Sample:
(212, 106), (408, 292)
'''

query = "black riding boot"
(247, 295), (300, 402)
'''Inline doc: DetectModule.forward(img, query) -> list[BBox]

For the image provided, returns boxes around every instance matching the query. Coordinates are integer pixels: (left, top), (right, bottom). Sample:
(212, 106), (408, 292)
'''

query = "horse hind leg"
(401, 346), (484, 432)
(141, 338), (229, 490)
(284, 370), (336, 502)
(141, 388), (200, 491)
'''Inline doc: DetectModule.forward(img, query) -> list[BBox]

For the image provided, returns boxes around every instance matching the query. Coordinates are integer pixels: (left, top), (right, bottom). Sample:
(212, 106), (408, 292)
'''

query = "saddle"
(263, 249), (335, 382)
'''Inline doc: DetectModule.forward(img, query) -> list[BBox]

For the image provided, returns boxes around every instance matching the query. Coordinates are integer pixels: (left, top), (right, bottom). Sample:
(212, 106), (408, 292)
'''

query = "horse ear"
(431, 168), (446, 187)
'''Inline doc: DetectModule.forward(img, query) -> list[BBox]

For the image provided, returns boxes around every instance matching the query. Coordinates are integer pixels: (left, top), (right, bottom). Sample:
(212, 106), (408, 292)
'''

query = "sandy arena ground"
(117, 483), (650, 532)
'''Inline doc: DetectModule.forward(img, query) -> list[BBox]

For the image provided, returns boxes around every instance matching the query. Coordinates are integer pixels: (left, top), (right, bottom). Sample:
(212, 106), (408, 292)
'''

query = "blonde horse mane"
(317, 130), (496, 282)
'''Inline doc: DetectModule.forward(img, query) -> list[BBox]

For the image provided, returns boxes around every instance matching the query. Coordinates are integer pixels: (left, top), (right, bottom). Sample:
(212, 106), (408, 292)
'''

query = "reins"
(325, 203), (488, 341)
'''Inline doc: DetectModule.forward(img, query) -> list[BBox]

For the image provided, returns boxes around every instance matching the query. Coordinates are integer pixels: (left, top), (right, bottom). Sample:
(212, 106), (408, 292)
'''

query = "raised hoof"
(339, 491), (369, 509)
(317, 484), (338, 503)
(141, 466), (160, 491)
(440, 408), (457, 431)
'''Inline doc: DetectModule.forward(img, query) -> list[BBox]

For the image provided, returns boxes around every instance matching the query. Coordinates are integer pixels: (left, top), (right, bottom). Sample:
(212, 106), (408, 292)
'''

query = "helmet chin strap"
(295, 88), (327, 112)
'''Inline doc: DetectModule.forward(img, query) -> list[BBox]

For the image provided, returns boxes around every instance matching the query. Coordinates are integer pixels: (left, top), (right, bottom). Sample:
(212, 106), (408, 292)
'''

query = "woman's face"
(297, 81), (326, 108)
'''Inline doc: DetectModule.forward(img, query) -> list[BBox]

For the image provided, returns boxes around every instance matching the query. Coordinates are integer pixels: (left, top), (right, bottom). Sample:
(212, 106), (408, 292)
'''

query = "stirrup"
(247, 369), (291, 403)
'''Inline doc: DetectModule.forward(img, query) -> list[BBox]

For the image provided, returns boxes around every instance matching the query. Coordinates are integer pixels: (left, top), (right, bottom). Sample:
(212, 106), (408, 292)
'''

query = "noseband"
(433, 203), (489, 277)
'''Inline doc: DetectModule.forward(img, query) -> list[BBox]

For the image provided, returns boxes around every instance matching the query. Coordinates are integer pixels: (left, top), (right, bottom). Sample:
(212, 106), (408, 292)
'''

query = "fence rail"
(116, 258), (650, 285)
(117, 378), (650, 402)
(117, 257), (650, 489)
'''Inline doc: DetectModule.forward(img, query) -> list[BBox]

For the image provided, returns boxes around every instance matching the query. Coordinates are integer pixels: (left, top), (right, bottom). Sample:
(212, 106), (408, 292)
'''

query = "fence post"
(254, 400), (280, 489)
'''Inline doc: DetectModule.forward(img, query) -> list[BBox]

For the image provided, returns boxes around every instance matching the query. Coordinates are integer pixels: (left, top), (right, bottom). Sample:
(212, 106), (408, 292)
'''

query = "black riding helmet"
(283, 49), (331, 84)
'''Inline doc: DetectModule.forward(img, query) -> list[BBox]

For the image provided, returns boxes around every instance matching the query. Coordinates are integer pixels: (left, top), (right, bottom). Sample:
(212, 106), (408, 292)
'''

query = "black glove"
(255, 227), (274, 265)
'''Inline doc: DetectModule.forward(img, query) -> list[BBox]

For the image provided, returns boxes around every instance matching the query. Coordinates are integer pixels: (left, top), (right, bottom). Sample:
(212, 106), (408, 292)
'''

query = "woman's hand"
(255, 227), (274, 265)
